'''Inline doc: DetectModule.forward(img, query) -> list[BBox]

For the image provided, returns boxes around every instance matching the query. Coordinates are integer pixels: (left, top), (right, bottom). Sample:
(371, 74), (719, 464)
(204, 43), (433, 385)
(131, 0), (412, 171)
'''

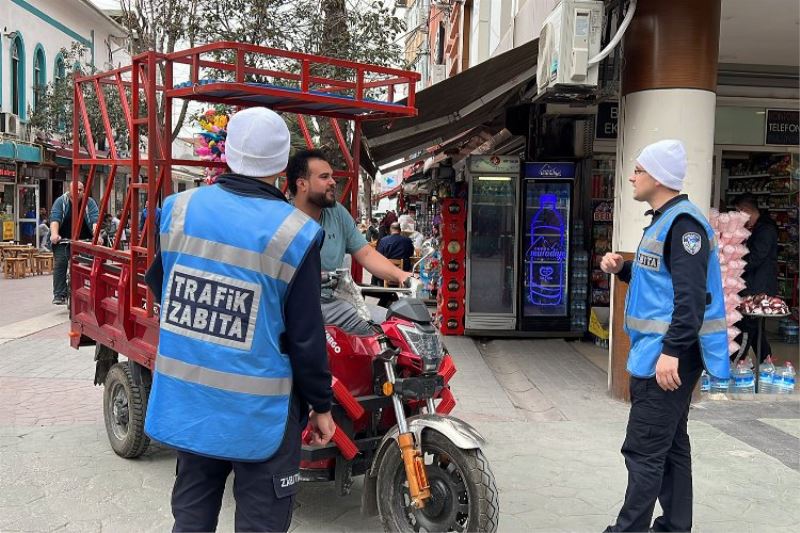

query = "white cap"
(636, 139), (687, 191)
(225, 107), (290, 178)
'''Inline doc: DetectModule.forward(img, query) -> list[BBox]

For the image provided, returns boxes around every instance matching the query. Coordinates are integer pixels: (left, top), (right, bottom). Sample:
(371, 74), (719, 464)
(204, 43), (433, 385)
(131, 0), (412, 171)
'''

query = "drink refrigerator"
(519, 162), (576, 333)
(464, 155), (521, 331)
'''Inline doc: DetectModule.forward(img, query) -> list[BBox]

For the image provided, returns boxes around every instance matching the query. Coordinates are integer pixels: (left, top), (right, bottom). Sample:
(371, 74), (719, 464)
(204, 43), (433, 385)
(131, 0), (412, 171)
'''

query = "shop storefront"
(0, 162), (45, 247)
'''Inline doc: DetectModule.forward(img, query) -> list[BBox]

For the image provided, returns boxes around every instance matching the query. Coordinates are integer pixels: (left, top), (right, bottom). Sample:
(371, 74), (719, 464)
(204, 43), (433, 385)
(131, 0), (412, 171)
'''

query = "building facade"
(372, 0), (798, 394)
(0, 0), (128, 243)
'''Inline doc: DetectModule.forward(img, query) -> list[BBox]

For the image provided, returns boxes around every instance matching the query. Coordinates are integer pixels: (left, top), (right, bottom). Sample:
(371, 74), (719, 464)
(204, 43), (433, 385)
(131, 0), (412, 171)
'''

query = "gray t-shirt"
(319, 203), (368, 272)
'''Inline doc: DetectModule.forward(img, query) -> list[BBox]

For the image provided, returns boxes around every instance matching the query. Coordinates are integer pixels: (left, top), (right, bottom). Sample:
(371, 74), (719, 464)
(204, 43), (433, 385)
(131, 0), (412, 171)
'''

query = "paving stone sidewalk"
(1, 324), (798, 532)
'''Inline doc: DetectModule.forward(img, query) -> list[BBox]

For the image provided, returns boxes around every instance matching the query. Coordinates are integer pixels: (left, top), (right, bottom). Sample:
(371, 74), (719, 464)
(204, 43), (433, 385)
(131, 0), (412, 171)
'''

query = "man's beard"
(309, 189), (336, 208)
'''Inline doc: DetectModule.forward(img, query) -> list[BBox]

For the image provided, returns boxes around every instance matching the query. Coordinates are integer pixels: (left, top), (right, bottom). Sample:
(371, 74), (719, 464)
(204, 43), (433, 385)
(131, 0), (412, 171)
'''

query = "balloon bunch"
(709, 209), (751, 355)
(194, 109), (229, 184)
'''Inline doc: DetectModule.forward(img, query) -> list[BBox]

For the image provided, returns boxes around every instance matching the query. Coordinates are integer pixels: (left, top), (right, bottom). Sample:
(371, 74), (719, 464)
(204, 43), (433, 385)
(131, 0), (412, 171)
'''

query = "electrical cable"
(588, 0), (636, 66)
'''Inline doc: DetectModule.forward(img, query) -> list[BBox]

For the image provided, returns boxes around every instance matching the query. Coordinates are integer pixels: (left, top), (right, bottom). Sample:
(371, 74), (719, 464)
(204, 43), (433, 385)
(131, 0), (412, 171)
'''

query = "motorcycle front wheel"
(376, 429), (499, 532)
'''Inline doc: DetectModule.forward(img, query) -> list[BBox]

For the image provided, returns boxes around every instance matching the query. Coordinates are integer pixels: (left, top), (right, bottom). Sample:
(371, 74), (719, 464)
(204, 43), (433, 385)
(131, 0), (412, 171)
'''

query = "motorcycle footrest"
(332, 377), (366, 421)
(436, 387), (456, 415)
(438, 354), (457, 384)
(332, 426), (359, 460)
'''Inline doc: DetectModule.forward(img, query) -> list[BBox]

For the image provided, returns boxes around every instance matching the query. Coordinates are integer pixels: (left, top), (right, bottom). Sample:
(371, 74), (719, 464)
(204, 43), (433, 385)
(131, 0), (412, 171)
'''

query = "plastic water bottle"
(527, 194), (566, 307)
(776, 362), (796, 395)
(710, 374), (729, 394)
(700, 371), (710, 393)
(731, 360), (755, 394)
(758, 356), (776, 394)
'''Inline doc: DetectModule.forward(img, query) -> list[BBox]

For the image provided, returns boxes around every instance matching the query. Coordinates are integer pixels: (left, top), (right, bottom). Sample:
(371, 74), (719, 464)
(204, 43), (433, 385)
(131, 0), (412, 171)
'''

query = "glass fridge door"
(467, 176), (517, 317)
(523, 180), (571, 317)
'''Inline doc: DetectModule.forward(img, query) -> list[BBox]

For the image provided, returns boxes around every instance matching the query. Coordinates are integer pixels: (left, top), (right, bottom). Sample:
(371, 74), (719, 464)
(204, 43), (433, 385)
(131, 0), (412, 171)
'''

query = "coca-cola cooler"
(464, 155), (521, 332)
(519, 162), (575, 332)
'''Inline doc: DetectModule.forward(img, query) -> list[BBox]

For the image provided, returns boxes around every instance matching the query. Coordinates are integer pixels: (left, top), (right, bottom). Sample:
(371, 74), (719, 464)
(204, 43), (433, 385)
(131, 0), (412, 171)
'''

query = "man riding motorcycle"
(287, 149), (418, 289)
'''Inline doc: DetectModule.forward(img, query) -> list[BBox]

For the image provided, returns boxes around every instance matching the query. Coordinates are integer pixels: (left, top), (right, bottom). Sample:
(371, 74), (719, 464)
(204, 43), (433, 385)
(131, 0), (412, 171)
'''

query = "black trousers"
(735, 316), (772, 363)
(52, 243), (70, 298)
(607, 365), (703, 533)
(171, 396), (305, 532)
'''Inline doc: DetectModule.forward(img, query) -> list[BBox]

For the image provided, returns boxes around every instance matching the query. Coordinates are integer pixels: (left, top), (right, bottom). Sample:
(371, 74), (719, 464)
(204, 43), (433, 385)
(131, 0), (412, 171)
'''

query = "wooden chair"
(384, 259), (405, 287)
(34, 253), (54, 275)
(4, 257), (28, 279)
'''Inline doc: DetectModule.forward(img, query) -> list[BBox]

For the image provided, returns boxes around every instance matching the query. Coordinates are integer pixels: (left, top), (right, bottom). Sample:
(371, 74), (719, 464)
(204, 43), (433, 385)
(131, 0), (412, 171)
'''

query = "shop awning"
(0, 141), (43, 164)
(362, 39), (538, 169)
(375, 184), (402, 200)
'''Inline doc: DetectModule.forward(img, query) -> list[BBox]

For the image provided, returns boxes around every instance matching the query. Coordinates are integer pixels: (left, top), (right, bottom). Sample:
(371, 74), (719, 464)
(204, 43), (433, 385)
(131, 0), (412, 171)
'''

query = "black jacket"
(144, 174), (332, 413)
(618, 194), (708, 367)
(742, 214), (779, 296)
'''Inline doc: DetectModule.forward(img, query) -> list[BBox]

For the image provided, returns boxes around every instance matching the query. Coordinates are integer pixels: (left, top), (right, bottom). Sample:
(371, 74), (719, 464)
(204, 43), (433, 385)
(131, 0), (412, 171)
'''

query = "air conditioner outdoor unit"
(0, 112), (20, 136)
(537, 0), (604, 94)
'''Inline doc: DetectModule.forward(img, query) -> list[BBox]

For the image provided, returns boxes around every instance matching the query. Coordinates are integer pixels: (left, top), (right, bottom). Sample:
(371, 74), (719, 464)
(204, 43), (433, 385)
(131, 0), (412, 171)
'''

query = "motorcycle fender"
(361, 414), (486, 517)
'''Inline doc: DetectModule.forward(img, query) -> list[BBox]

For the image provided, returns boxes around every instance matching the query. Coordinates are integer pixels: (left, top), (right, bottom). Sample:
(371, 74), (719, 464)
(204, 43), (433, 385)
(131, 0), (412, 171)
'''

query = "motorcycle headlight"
(397, 324), (443, 373)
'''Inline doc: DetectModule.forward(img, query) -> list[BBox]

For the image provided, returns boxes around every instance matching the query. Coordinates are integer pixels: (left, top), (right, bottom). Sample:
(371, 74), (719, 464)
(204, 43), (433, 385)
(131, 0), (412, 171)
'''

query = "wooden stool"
(4, 257), (28, 279)
(20, 250), (36, 275)
(34, 253), (54, 275)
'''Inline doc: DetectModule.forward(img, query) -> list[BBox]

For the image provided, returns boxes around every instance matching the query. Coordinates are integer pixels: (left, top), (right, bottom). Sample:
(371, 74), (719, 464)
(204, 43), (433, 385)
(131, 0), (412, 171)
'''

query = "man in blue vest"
(144, 107), (335, 532)
(601, 140), (729, 532)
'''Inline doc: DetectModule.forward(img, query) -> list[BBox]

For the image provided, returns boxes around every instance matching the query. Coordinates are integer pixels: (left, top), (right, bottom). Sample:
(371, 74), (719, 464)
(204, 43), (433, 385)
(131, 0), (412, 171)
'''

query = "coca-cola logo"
(447, 203), (461, 215)
(447, 299), (460, 311)
(446, 318), (459, 329)
(447, 279), (461, 291)
(447, 260), (460, 272)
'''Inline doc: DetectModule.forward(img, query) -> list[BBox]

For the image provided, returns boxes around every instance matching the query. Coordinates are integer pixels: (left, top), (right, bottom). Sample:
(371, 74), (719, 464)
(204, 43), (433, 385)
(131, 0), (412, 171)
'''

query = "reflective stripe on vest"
(160, 189), (306, 284)
(156, 353), (292, 397)
(625, 316), (727, 337)
(625, 317), (669, 335)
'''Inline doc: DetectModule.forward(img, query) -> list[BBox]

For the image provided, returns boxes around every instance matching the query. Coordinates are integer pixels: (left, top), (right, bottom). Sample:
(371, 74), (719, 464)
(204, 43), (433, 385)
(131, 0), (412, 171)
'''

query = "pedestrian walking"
(601, 140), (729, 532)
(143, 107), (335, 532)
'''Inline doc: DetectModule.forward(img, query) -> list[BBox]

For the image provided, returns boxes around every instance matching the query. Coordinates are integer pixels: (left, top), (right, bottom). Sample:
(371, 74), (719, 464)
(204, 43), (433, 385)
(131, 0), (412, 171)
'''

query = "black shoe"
(52, 297), (66, 305)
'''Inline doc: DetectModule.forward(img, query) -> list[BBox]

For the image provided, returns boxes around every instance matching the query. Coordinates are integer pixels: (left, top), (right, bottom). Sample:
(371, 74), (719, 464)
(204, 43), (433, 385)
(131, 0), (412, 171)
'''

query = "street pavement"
(1, 276), (798, 532)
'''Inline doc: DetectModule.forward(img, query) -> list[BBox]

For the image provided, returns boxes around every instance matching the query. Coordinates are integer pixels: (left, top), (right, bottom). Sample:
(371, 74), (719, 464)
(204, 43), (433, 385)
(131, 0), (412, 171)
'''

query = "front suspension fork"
(384, 360), (431, 509)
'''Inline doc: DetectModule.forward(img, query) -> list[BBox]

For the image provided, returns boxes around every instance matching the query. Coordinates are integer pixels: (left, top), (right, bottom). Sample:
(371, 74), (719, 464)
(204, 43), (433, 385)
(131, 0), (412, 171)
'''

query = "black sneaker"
(52, 297), (66, 305)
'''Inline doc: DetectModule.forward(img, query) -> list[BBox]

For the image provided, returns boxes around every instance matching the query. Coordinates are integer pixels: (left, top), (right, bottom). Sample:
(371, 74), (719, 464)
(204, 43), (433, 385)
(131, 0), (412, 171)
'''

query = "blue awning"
(0, 141), (43, 164)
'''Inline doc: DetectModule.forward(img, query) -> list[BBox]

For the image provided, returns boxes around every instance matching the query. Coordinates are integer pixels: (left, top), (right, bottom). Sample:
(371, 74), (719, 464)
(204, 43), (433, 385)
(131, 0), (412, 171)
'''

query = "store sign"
(765, 109), (799, 146)
(2, 221), (13, 240)
(0, 164), (15, 184)
(595, 102), (618, 140)
(524, 162), (575, 179)
(468, 155), (520, 174)
(593, 201), (613, 222)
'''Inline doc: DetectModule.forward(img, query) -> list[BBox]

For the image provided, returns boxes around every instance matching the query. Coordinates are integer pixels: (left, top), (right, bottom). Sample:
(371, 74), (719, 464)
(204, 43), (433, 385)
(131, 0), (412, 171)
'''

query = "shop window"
(10, 34), (26, 118)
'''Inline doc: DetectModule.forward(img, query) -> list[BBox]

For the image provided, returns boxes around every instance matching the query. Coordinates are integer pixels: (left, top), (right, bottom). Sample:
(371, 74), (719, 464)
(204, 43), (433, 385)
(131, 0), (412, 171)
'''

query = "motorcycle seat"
(321, 298), (376, 337)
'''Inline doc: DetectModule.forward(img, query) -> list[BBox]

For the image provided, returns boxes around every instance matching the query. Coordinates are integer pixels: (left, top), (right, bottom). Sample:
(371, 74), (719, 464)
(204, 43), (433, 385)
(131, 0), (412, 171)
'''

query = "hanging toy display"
(194, 108), (230, 184)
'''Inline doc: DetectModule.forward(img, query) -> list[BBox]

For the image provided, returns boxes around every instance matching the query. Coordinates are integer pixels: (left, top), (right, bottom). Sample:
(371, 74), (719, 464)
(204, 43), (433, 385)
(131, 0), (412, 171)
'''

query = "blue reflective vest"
(144, 185), (322, 461)
(624, 200), (730, 379)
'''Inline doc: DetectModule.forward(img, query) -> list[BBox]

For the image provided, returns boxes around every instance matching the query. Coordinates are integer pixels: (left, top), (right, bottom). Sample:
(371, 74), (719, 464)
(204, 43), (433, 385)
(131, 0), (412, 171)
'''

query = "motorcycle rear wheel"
(376, 429), (499, 532)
